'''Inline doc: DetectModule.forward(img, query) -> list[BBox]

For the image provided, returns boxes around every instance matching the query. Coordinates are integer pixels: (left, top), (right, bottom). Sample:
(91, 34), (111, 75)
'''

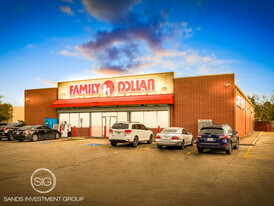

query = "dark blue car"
(196, 124), (239, 154)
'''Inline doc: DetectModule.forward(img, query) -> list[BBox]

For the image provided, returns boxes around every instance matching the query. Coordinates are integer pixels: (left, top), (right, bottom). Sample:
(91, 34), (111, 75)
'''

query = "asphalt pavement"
(0, 132), (273, 206)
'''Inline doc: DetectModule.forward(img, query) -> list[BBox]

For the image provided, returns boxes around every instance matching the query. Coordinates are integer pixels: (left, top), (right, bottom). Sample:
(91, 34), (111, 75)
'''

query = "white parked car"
(155, 127), (193, 149)
(109, 122), (153, 147)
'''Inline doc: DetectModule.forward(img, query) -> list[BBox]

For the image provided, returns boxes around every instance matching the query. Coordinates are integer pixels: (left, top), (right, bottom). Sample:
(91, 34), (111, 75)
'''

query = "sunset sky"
(0, 0), (273, 106)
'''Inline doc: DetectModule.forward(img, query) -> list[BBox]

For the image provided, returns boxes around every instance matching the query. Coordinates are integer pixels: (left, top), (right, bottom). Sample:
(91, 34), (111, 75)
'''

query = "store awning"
(51, 94), (173, 108)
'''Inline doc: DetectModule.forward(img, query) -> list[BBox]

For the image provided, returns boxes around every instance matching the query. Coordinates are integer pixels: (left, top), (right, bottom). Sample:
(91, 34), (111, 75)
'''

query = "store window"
(157, 111), (169, 128)
(70, 113), (80, 127)
(131, 112), (144, 124)
(117, 112), (127, 122)
(144, 111), (157, 128)
(80, 113), (90, 127)
(59, 113), (69, 124)
(91, 113), (102, 137)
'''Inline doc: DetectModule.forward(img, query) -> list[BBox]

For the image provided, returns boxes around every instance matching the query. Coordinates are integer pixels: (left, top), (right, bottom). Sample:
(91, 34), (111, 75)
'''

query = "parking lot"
(0, 132), (274, 206)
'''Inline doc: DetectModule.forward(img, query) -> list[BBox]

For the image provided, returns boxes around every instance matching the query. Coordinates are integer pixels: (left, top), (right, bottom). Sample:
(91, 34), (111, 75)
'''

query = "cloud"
(169, 51), (234, 76)
(36, 77), (57, 87)
(58, 49), (79, 57)
(56, 0), (199, 76)
(197, 65), (214, 75)
(76, 8), (191, 75)
(60, 6), (74, 15)
(61, 0), (74, 3)
(186, 54), (213, 63)
(82, 0), (142, 23)
(26, 44), (35, 49)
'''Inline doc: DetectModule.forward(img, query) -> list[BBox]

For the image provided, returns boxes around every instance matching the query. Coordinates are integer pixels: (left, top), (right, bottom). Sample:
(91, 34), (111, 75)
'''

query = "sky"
(0, 0), (273, 106)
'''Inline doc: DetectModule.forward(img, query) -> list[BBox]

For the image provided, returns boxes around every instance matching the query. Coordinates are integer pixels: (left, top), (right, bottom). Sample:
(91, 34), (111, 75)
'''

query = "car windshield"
(111, 123), (129, 129)
(162, 129), (179, 133)
(200, 128), (224, 135)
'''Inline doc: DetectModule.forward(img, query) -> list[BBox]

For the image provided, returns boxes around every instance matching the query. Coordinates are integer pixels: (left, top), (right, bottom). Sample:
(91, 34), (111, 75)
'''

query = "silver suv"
(109, 122), (153, 147)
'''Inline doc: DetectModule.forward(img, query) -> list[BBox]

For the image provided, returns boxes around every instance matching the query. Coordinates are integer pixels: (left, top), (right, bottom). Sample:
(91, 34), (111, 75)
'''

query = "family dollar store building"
(24, 72), (254, 138)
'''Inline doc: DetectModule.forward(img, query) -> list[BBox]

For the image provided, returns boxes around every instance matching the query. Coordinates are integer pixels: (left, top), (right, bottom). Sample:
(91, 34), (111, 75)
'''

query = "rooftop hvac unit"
(198, 119), (213, 132)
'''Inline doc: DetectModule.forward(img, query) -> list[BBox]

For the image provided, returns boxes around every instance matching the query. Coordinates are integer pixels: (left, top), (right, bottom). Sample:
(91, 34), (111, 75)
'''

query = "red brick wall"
(25, 88), (58, 125)
(70, 127), (90, 137)
(255, 121), (270, 131)
(69, 127), (161, 139)
(235, 88), (255, 137)
(171, 74), (235, 138)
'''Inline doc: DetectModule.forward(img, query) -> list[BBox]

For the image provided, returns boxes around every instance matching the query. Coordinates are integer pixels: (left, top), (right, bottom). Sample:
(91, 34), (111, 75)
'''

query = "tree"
(248, 94), (274, 121)
(0, 95), (13, 122)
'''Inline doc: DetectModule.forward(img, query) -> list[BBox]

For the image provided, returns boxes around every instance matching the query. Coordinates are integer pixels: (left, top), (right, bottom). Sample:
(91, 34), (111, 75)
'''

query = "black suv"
(196, 124), (239, 154)
(0, 123), (25, 141)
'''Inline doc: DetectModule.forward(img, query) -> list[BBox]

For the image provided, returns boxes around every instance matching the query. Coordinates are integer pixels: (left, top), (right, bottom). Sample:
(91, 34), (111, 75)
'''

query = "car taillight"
(23, 130), (29, 134)
(155, 135), (161, 139)
(172, 136), (179, 140)
(124, 130), (132, 134)
(196, 135), (202, 139)
(219, 135), (227, 139)
(109, 129), (113, 133)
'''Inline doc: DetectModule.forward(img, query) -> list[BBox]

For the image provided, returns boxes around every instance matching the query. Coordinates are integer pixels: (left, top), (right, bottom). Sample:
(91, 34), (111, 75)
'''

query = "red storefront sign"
(69, 79), (156, 96)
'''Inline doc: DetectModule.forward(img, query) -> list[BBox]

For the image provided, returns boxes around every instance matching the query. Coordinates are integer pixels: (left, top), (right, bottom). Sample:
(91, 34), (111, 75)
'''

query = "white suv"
(109, 122), (153, 147)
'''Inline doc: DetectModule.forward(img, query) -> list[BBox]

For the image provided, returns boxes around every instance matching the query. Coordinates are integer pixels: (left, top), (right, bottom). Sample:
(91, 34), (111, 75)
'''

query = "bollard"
(59, 125), (62, 138)
(81, 126), (83, 137)
(104, 126), (106, 139)
(266, 124), (270, 132)
(158, 126), (161, 133)
(74, 126), (76, 137)
(89, 126), (91, 139)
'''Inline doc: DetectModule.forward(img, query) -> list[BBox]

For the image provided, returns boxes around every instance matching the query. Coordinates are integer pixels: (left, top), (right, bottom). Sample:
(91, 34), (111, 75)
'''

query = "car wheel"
(226, 142), (232, 154)
(54, 132), (60, 139)
(157, 144), (162, 149)
(8, 133), (14, 141)
(131, 136), (138, 147)
(198, 148), (204, 153)
(179, 140), (185, 149)
(0, 137), (2, 141)
(234, 138), (239, 149)
(19, 139), (24, 142)
(111, 141), (117, 146)
(147, 135), (153, 144)
(31, 134), (38, 142)
(190, 138), (194, 146)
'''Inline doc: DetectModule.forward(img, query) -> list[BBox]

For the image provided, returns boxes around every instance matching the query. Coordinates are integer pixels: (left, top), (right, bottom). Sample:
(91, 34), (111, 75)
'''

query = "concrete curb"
(251, 133), (261, 145)
(239, 132), (261, 146)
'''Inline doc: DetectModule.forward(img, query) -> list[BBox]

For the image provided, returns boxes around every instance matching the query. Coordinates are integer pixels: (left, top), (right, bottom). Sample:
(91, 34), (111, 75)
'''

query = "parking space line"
(187, 148), (197, 155)
(244, 146), (252, 158)
(244, 156), (274, 159)
(138, 147), (149, 151)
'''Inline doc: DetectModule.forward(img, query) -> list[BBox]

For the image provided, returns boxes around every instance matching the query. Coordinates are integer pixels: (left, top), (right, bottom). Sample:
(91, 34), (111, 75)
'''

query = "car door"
(141, 124), (149, 140)
(182, 129), (191, 144)
(181, 129), (187, 144)
(35, 126), (44, 139)
(42, 126), (52, 139)
(226, 126), (235, 146)
(135, 124), (143, 141)
(132, 124), (139, 139)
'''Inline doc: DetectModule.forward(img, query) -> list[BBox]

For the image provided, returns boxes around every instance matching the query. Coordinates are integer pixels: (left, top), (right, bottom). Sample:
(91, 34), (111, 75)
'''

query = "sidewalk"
(239, 131), (261, 146)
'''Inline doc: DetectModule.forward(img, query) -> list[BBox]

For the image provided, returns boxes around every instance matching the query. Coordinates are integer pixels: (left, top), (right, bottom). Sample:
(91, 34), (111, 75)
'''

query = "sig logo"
(102, 80), (115, 96)
(30, 168), (56, 194)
